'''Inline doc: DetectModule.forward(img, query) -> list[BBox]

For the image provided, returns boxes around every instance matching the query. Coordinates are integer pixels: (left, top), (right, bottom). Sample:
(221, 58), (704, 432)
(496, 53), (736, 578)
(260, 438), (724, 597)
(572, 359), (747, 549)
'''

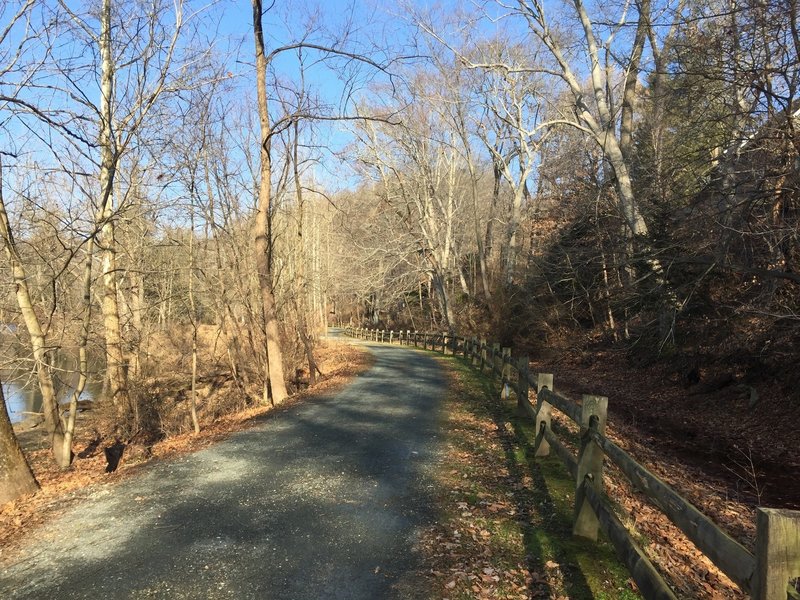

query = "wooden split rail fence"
(344, 326), (800, 600)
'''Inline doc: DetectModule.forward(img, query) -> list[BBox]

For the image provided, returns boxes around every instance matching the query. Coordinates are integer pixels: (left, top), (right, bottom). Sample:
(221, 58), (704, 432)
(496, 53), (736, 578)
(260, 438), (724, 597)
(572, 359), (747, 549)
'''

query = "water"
(3, 349), (104, 424)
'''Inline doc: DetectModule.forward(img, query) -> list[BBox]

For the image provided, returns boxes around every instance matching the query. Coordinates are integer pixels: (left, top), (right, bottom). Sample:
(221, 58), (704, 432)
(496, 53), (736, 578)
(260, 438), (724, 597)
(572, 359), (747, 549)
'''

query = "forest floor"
(530, 344), (800, 511)
(526, 343), (800, 598)
(1, 338), (372, 553)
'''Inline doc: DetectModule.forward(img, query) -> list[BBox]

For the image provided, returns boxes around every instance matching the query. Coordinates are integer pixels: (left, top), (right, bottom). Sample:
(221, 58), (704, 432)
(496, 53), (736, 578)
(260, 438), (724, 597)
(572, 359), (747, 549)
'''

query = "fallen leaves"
(418, 363), (597, 600)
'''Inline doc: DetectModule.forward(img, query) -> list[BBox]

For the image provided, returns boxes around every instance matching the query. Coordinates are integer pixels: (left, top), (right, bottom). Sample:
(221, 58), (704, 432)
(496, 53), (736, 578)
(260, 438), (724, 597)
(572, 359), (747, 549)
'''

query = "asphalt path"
(1, 332), (445, 599)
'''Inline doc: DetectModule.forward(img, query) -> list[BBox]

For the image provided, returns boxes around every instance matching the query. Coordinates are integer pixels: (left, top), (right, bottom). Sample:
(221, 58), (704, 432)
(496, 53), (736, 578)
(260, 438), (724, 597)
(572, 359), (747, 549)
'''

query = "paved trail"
(1, 332), (445, 599)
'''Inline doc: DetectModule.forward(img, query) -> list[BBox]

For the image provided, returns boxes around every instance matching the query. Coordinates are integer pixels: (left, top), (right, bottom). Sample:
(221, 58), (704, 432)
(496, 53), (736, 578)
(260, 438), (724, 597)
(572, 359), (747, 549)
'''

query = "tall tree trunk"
(619, 0), (649, 164)
(292, 122), (321, 385)
(0, 382), (39, 505)
(98, 0), (129, 412)
(503, 178), (528, 286)
(188, 207), (200, 433)
(431, 269), (454, 330)
(0, 159), (70, 468)
(252, 0), (288, 404)
(484, 158), (502, 286)
(64, 236), (95, 462)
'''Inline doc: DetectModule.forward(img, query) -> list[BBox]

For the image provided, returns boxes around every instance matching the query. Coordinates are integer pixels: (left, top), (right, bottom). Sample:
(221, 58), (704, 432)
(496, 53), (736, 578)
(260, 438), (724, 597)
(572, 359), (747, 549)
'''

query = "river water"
(3, 349), (104, 424)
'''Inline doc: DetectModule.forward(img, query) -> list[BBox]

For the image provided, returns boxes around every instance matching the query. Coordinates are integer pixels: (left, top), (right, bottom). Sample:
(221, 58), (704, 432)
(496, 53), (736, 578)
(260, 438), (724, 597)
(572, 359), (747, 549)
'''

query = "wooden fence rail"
(343, 326), (800, 600)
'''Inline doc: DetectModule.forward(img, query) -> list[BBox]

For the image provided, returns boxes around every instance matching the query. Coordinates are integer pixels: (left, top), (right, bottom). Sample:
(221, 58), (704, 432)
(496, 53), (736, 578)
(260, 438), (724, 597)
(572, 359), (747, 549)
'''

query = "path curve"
(1, 331), (445, 599)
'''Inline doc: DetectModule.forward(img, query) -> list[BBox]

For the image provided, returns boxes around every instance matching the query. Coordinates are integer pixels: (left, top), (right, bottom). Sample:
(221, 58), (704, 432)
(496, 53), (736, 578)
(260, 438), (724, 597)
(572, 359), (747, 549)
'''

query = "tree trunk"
(619, 0), (649, 164)
(503, 181), (526, 285)
(98, 0), (129, 412)
(292, 121), (320, 385)
(431, 270), (454, 329)
(0, 159), (69, 468)
(188, 208), (200, 434)
(252, 0), (288, 405)
(64, 236), (95, 462)
(0, 382), (39, 505)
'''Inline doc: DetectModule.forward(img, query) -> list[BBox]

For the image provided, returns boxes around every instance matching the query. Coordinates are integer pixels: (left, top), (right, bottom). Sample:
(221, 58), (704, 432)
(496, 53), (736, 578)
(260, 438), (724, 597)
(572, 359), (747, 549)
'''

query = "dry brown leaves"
(418, 366), (549, 600)
(0, 340), (372, 554)
(538, 378), (751, 599)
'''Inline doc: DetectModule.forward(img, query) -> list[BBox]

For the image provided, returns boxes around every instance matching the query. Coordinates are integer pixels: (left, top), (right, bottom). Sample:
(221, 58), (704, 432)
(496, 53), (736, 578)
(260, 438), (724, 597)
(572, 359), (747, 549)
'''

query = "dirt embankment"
(527, 346), (800, 598)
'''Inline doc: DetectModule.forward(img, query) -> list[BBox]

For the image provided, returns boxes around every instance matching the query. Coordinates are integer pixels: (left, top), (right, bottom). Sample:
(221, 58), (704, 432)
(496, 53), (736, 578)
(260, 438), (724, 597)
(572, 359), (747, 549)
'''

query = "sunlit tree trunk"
(98, 0), (129, 412)
(0, 382), (39, 505)
(64, 236), (95, 462)
(188, 206), (200, 433)
(252, 0), (288, 404)
(292, 122), (321, 385)
(0, 160), (70, 468)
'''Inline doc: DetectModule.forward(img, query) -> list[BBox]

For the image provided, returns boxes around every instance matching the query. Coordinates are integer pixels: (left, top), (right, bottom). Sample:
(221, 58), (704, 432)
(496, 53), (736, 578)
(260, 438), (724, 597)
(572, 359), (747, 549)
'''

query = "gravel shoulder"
(1, 334), (445, 599)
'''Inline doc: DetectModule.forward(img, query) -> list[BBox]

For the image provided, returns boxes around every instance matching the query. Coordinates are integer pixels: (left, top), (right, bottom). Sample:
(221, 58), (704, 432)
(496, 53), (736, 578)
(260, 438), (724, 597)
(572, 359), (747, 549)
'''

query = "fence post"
(515, 356), (530, 415)
(442, 332), (447, 354)
(753, 508), (800, 600)
(500, 347), (512, 399)
(573, 394), (608, 541)
(479, 339), (487, 371)
(489, 343), (498, 374)
(534, 374), (553, 457)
